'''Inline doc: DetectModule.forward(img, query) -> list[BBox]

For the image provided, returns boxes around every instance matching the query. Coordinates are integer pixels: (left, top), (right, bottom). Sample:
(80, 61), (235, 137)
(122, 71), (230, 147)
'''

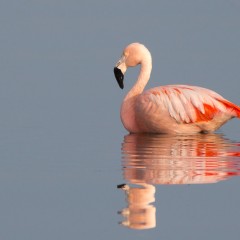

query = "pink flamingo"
(114, 43), (240, 134)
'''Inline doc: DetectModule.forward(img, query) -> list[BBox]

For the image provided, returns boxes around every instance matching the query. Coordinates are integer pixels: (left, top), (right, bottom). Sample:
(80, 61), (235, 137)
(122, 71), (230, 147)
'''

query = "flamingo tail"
(221, 99), (240, 118)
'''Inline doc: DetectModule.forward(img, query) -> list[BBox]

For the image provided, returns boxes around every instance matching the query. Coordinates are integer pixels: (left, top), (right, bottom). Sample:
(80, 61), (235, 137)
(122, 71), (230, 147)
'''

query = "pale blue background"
(0, 0), (240, 239)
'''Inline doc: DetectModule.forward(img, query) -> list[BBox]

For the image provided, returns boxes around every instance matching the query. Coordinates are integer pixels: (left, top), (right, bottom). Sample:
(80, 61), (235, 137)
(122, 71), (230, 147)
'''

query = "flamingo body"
(114, 43), (240, 134)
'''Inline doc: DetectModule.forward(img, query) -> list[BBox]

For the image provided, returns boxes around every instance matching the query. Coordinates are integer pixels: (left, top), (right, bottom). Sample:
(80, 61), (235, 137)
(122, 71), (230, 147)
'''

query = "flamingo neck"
(124, 56), (152, 101)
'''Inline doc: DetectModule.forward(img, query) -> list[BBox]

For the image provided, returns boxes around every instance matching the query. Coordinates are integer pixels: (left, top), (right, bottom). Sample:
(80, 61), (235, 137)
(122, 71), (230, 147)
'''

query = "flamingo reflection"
(118, 133), (240, 229)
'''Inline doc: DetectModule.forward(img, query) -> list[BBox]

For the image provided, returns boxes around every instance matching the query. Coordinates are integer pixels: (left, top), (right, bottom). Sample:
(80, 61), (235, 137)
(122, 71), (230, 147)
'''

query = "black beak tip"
(114, 67), (124, 89)
(119, 84), (124, 89)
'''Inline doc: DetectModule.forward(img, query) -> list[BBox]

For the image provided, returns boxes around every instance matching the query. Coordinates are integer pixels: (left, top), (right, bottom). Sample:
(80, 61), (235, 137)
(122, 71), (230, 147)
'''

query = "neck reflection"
(118, 133), (240, 230)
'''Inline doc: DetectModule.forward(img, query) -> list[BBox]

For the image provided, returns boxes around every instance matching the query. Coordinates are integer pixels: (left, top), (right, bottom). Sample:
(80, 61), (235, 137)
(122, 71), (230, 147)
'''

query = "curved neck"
(124, 55), (152, 101)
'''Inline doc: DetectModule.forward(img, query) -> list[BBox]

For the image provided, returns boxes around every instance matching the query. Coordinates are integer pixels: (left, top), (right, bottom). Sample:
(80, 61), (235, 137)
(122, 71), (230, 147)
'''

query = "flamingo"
(114, 43), (240, 134)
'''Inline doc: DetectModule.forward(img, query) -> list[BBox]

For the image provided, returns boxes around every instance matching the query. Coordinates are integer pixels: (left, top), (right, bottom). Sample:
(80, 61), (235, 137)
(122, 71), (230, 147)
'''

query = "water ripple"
(121, 133), (240, 185)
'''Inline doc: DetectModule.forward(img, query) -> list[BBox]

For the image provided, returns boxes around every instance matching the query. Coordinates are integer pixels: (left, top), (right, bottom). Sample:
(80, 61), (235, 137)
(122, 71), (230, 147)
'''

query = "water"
(1, 122), (240, 240)
(118, 134), (240, 231)
(1, 1), (240, 239)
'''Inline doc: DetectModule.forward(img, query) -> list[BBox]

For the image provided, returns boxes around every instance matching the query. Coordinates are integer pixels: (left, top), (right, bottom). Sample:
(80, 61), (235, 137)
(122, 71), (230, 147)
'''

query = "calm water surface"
(2, 126), (240, 239)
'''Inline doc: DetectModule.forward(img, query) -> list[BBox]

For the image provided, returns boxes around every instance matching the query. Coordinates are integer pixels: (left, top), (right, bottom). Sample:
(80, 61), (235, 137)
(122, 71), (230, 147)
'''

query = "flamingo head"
(114, 43), (148, 89)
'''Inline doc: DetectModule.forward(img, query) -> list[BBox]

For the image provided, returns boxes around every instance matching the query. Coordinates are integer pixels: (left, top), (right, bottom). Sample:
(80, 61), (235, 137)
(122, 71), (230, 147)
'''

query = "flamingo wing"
(139, 85), (240, 124)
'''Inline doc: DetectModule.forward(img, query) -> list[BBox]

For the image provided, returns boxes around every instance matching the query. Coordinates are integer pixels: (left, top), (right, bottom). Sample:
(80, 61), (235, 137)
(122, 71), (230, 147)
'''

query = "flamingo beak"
(114, 67), (124, 89)
(114, 55), (126, 89)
